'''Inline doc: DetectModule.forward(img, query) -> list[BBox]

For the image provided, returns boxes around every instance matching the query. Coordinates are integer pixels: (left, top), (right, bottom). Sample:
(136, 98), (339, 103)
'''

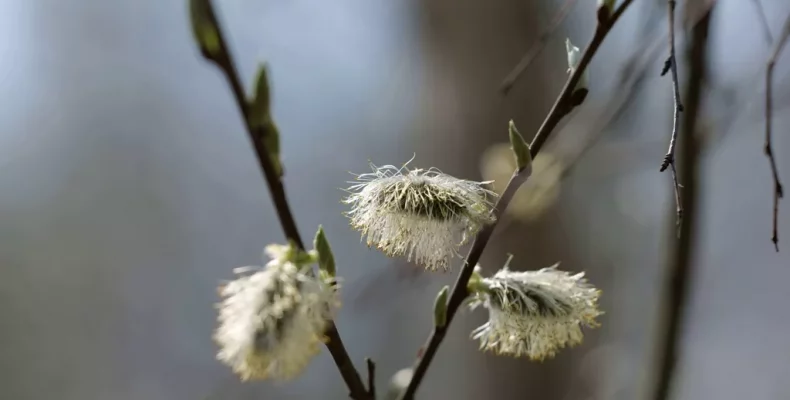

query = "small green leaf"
(247, 65), (282, 176)
(508, 120), (532, 171)
(433, 285), (449, 328)
(313, 226), (336, 278)
(189, 0), (221, 57)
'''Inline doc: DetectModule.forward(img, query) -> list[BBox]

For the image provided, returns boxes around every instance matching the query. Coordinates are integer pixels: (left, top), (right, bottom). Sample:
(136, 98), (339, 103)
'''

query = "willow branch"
(652, 7), (712, 400)
(195, 1), (370, 398)
(659, 0), (684, 234)
(765, 14), (790, 251)
(366, 358), (377, 399)
(396, 2), (636, 399)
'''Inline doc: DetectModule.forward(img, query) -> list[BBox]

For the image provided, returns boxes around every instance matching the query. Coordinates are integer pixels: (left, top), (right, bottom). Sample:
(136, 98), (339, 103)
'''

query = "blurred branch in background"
(751, 0), (774, 44)
(559, 30), (666, 180)
(500, 0), (580, 94)
(651, 4), (712, 400)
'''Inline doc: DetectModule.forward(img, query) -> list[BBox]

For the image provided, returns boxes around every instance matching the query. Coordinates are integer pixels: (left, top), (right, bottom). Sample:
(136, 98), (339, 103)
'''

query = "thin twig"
(366, 358), (377, 399)
(196, 2), (371, 399)
(765, 14), (790, 251)
(660, 0), (685, 234)
(652, 7), (712, 400)
(751, 0), (774, 45)
(563, 0), (759, 181)
(562, 27), (667, 178)
(396, 2), (637, 399)
(500, 0), (580, 94)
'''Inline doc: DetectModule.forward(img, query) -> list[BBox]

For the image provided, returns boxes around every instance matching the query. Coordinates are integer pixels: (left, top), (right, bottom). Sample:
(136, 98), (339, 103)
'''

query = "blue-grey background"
(1, 0), (789, 399)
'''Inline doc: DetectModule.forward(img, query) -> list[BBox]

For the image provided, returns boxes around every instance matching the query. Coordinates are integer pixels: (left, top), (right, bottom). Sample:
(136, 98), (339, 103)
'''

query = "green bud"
(249, 64), (272, 129)
(247, 65), (282, 176)
(466, 266), (491, 295)
(433, 285), (449, 328)
(293, 249), (319, 266)
(508, 120), (532, 171)
(189, 0), (221, 58)
(263, 120), (282, 177)
(313, 226), (336, 278)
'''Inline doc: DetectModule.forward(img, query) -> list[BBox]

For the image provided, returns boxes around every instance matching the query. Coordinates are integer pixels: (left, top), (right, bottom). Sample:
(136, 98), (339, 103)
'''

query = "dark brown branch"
(500, 0), (580, 94)
(396, 2), (637, 399)
(659, 0), (684, 234)
(196, 2), (370, 398)
(366, 358), (377, 399)
(765, 14), (790, 251)
(652, 7), (712, 400)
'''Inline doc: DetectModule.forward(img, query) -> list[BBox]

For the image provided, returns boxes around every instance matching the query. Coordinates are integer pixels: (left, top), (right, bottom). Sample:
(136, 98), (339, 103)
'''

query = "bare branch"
(652, 7), (712, 400)
(660, 0), (685, 234)
(366, 358), (377, 399)
(765, 13), (790, 251)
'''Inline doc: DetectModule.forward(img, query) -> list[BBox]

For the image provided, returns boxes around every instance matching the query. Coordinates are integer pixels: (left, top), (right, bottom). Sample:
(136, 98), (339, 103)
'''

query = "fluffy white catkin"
(344, 161), (497, 271)
(469, 264), (602, 360)
(214, 244), (339, 380)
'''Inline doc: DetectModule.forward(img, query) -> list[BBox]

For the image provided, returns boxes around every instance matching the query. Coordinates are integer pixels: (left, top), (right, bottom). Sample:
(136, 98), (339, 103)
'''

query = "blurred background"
(1, 0), (789, 399)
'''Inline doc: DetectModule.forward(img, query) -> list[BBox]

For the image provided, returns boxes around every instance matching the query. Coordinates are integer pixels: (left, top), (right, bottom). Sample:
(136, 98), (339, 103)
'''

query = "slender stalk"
(366, 358), (377, 399)
(659, 0), (684, 234)
(652, 8), (712, 400)
(765, 14), (790, 251)
(196, 2), (371, 398)
(396, 2), (636, 398)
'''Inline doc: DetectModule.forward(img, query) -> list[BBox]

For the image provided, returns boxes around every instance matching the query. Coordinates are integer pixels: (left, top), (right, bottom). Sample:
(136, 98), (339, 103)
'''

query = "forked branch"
(396, 2), (636, 398)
